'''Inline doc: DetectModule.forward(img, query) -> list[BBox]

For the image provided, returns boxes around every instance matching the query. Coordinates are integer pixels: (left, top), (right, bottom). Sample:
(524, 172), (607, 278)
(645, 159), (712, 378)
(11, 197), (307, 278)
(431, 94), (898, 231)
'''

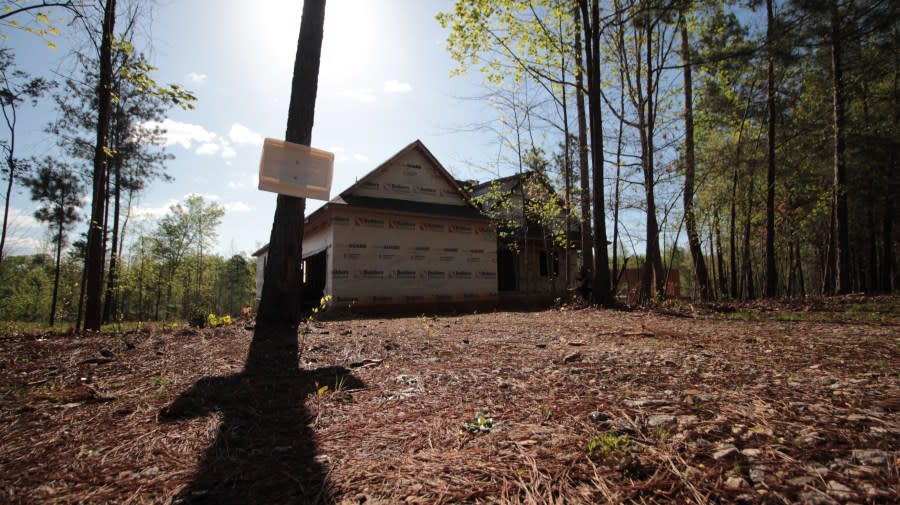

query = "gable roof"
(340, 139), (474, 204)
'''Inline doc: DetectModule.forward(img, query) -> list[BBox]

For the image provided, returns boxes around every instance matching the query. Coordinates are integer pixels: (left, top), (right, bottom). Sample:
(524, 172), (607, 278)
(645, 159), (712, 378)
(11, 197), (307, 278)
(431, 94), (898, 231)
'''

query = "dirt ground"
(1, 296), (898, 504)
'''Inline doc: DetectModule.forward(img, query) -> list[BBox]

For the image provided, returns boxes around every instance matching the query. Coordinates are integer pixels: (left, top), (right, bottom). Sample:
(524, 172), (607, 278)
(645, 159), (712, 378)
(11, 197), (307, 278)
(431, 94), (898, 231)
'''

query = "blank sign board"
(258, 138), (334, 200)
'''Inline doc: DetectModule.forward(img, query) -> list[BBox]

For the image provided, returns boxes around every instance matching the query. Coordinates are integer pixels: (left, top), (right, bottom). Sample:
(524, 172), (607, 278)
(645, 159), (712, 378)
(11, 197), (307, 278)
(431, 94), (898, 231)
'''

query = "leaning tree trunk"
(680, 19), (710, 300)
(83, 0), (116, 331)
(256, 0), (326, 329)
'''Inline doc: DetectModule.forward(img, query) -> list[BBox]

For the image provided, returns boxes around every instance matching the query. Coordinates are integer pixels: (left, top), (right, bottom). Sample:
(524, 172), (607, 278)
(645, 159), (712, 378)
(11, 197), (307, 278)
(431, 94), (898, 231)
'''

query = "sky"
(3, 0), (500, 258)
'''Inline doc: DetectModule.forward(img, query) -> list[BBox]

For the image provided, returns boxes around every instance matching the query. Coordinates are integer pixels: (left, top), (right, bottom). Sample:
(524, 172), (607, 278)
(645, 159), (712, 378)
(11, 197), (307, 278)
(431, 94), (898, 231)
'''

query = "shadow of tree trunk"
(160, 326), (363, 504)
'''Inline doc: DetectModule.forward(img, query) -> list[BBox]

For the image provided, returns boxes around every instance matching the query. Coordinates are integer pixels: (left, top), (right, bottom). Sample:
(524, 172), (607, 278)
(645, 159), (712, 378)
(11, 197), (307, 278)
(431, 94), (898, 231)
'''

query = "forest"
(0, 1), (256, 329)
(1, 0), (898, 331)
(437, 0), (898, 305)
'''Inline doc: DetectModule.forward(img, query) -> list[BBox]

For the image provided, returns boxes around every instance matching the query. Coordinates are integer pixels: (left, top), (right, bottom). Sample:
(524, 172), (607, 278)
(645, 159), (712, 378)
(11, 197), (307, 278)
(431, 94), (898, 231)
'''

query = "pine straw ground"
(1, 296), (898, 504)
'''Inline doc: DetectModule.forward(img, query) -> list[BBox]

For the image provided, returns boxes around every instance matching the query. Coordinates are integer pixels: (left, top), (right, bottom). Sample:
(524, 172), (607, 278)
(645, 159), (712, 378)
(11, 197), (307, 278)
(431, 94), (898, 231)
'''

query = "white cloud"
(224, 201), (253, 212)
(185, 192), (220, 201)
(195, 143), (220, 156)
(229, 123), (263, 146)
(384, 80), (412, 93)
(221, 144), (237, 160)
(338, 88), (376, 103)
(131, 203), (172, 220)
(143, 119), (216, 149)
(228, 174), (259, 189)
(187, 72), (208, 84)
(353, 154), (369, 162)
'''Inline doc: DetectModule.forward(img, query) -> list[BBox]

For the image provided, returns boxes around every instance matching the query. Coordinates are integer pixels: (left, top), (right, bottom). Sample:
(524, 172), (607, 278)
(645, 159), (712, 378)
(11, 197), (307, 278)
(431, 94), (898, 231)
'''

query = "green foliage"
(586, 430), (632, 458)
(149, 375), (170, 387)
(308, 294), (332, 321)
(461, 410), (494, 435)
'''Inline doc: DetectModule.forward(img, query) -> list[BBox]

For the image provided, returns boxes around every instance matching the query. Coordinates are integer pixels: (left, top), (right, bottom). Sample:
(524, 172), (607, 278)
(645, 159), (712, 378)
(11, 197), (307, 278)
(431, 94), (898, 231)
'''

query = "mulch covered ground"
(1, 296), (898, 504)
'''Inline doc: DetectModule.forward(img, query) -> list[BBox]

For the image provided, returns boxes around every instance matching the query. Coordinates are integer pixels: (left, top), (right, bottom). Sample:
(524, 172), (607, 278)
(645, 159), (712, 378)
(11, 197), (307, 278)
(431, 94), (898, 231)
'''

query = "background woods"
(1, 0), (897, 328)
(439, 0), (898, 302)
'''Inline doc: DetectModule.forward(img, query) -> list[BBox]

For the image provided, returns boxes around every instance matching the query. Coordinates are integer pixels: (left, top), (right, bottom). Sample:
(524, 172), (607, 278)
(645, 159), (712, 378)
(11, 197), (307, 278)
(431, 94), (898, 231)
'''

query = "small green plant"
(150, 375), (170, 387)
(314, 380), (329, 397)
(587, 430), (632, 457)
(420, 314), (435, 338)
(308, 295), (332, 321)
(333, 374), (346, 392)
(653, 426), (670, 442)
(461, 410), (494, 435)
(206, 313), (233, 328)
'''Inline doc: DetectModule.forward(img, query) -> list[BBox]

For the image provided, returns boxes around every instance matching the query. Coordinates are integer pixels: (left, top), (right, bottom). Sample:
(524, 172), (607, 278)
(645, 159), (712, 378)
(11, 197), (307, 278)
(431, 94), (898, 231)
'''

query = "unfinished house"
(253, 140), (499, 312)
(469, 171), (580, 305)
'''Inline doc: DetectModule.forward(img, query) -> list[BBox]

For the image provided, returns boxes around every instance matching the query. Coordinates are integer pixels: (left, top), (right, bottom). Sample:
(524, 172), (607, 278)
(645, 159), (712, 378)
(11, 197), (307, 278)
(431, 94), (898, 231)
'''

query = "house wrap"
(253, 140), (499, 312)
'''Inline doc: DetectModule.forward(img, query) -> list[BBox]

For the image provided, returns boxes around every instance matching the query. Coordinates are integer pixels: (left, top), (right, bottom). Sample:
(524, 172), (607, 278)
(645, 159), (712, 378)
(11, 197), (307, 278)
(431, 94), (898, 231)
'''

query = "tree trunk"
(50, 217), (63, 326)
(83, 0), (116, 331)
(715, 212), (727, 297)
(574, 11), (593, 289)
(580, 0), (611, 306)
(256, 0), (326, 329)
(103, 110), (122, 324)
(743, 164), (755, 300)
(680, 18), (709, 300)
(764, 0), (778, 298)
(831, 4), (849, 295)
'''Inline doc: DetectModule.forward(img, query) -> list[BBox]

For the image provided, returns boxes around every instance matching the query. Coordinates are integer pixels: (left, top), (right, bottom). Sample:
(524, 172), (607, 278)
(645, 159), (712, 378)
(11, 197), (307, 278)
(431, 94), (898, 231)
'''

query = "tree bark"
(764, 0), (778, 298)
(580, 0), (611, 306)
(573, 11), (593, 289)
(83, 0), (116, 331)
(680, 18), (709, 300)
(256, 0), (326, 329)
(831, 4), (849, 294)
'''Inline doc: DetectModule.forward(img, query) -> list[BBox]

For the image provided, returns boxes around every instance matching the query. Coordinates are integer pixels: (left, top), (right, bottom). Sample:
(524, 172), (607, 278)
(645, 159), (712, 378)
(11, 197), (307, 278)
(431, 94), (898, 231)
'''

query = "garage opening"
(302, 250), (327, 307)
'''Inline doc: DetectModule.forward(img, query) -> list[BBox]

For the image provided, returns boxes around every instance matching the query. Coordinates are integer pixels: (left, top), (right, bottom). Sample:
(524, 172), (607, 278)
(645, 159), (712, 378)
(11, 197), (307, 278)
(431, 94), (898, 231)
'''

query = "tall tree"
(0, 49), (53, 265)
(579, 0), (612, 305)
(679, 9), (711, 300)
(23, 157), (84, 326)
(256, 0), (326, 329)
(82, 0), (116, 331)
(764, 0), (778, 297)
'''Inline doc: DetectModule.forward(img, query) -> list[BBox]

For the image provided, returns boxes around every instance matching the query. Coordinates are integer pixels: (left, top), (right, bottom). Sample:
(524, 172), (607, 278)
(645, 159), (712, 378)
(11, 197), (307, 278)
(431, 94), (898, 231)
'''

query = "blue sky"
(3, 0), (499, 258)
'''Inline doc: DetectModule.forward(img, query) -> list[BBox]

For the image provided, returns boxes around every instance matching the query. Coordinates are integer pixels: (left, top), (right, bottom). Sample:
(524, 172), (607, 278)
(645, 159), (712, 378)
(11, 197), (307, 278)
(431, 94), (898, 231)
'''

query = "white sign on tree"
(258, 138), (333, 201)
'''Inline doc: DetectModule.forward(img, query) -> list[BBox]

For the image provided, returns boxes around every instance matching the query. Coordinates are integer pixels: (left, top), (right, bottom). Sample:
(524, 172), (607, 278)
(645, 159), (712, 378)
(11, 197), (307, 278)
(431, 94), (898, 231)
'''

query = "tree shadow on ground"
(160, 326), (363, 504)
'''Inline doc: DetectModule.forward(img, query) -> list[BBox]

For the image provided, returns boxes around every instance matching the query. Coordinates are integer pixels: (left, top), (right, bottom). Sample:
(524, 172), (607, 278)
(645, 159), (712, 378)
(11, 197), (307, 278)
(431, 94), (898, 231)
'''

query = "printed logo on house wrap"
(381, 244), (401, 250)
(416, 186), (437, 196)
(331, 269), (350, 279)
(406, 295), (425, 303)
(450, 271), (473, 279)
(439, 256), (455, 262)
(360, 181), (379, 191)
(419, 223), (444, 232)
(383, 183), (411, 193)
(347, 243), (367, 249)
(393, 270), (417, 279)
(476, 271), (497, 279)
(448, 224), (473, 234)
(389, 220), (416, 230)
(355, 217), (384, 228)
(335, 296), (358, 304)
(343, 253), (361, 260)
(355, 269), (385, 279)
(425, 270), (446, 279)
(332, 216), (350, 226)
(373, 296), (393, 303)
